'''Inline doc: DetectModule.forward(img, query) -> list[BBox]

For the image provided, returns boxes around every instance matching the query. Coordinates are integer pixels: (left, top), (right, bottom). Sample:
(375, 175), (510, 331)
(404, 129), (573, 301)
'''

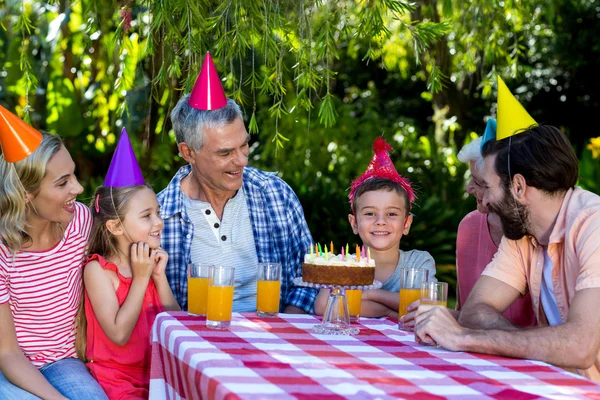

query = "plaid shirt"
(157, 165), (317, 314)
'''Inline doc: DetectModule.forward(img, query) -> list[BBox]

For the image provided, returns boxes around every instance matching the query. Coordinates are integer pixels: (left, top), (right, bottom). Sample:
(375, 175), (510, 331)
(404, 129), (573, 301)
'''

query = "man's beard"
(488, 189), (531, 240)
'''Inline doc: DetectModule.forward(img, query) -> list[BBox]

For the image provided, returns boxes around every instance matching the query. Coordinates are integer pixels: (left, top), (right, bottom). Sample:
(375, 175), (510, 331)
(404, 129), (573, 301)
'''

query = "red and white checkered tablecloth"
(149, 312), (600, 399)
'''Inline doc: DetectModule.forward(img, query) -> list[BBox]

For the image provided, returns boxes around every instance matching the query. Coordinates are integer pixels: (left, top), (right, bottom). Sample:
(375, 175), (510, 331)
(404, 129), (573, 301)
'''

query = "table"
(150, 312), (600, 399)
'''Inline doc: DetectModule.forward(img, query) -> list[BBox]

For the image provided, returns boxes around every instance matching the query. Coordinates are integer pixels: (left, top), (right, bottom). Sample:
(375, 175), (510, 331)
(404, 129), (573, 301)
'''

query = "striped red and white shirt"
(0, 202), (91, 368)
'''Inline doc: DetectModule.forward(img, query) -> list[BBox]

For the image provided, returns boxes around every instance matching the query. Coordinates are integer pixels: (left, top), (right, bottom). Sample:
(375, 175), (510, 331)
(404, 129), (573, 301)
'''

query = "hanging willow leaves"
(1, 0), (448, 141)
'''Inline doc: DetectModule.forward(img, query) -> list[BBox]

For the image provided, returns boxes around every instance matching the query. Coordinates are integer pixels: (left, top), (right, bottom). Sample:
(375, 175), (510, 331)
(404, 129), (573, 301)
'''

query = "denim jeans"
(0, 358), (108, 400)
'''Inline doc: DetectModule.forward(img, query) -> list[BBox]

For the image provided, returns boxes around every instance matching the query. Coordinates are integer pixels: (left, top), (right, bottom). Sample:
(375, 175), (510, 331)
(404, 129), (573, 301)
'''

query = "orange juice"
(207, 285), (234, 322)
(345, 290), (362, 317)
(188, 277), (209, 315)
(421, 299), (447, 307)
(399, 288), (420, 316)
(257, 280), (280, 313)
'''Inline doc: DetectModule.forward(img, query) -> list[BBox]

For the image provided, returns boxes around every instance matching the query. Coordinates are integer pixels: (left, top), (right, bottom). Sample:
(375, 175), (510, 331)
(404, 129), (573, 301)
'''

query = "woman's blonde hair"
(0, 133), (63, 251)
(75, 184), (153, 361)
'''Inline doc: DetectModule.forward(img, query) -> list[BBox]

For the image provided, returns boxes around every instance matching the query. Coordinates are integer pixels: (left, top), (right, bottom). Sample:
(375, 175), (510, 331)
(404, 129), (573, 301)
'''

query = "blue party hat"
(480, 118), (497, 151)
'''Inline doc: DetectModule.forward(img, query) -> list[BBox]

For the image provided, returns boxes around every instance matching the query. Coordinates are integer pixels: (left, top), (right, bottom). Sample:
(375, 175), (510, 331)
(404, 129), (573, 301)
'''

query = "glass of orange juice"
(256, 263), (281, 317)
(345, 290), (362, 323)
(188, 264), (211, 316)
(398, 268), (429, 331)
(420, 282), (448, 307)
(206, 266), (235, 330)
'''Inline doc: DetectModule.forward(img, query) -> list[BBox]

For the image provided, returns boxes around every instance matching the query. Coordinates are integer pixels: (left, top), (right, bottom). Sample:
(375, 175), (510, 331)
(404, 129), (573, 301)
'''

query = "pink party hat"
(104, 128), (145, 187)
(188, 52), (227, 111)
(349, 137), (415, 209)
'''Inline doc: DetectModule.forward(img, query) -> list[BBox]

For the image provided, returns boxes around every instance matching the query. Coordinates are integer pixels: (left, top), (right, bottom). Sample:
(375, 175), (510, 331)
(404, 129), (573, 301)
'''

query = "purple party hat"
(104, 128), (145, 187)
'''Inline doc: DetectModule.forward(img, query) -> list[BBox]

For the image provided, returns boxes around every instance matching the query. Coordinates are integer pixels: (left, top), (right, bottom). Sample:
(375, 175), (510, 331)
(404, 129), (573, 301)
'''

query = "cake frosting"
(302, 253), (375, 286)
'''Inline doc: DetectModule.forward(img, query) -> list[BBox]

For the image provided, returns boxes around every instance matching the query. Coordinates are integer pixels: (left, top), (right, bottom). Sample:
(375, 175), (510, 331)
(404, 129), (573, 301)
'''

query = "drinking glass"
(256, 263), (281, 317)
(416, 282), (448, 347)
(398, 268), (429, 331)
(187, 264), (211, 316)
(345, 289), (362, 323)
(206, 266), (235, 330)
(420, 282), (448, 307)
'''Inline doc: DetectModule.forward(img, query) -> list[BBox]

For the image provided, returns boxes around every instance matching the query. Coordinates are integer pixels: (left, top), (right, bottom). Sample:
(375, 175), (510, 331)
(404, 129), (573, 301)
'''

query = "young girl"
(77, 184), (179, 399)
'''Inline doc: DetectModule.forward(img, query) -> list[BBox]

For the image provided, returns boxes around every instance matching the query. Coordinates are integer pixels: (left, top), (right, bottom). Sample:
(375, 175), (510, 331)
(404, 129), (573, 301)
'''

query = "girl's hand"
(130, 242), (155, 279)
(152, 247), (169, 279)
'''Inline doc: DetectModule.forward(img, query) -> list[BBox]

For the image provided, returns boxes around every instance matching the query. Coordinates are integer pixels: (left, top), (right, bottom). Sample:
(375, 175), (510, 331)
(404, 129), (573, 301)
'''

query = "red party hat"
(188, 52), (228, 111)
(349, 137), (415, 209)
(0, 105), (43, 163)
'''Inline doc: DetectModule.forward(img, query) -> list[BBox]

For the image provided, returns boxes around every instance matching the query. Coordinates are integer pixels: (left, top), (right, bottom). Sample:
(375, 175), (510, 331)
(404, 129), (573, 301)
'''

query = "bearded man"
(415, 125), (600, 382)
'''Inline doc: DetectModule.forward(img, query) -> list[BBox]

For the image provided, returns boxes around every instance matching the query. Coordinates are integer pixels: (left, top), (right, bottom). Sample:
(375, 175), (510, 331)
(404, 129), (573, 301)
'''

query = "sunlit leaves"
(318, 93), (337, 128)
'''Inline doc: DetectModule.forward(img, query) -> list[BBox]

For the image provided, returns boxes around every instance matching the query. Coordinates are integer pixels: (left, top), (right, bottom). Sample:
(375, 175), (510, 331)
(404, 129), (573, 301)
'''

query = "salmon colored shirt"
(482, 187), (600, 381)
(456, 210), (536, 327)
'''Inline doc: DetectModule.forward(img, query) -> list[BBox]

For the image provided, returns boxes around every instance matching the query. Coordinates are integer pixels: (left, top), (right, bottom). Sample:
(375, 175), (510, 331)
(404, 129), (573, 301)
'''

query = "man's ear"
(105, 219), (125, 236)
(178, 142), (197, 164)
(403, 213), (414, 235)
(512, 174), (527, 200)
(348, 214), (359, 235)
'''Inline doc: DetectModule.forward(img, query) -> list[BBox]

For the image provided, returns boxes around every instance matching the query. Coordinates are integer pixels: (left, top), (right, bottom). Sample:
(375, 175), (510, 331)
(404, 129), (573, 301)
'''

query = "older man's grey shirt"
(381, 249), (437, 292)
(184, 189), (258, 312)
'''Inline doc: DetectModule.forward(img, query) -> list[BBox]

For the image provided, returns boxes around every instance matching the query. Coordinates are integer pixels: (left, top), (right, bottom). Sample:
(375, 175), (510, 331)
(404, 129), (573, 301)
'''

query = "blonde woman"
(0, 133), (107, 399)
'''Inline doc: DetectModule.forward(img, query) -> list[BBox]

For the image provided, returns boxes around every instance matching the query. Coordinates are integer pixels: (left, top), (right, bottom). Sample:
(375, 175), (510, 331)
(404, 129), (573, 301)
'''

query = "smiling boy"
(314, 138), (436, 318)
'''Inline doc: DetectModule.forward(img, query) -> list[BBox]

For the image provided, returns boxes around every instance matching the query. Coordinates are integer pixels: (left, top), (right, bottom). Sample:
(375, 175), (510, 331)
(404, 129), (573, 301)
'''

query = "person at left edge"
(0, 105), (107, 400)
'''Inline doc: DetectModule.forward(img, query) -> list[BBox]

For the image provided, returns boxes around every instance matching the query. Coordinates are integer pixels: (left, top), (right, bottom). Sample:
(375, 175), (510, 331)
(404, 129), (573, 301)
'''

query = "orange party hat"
(188, 52), (228, 111)
(0, 105), (43, 162)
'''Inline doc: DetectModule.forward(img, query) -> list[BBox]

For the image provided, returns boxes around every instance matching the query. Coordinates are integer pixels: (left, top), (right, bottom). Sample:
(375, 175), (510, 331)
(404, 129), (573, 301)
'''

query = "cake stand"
(293, 277), (382, 335)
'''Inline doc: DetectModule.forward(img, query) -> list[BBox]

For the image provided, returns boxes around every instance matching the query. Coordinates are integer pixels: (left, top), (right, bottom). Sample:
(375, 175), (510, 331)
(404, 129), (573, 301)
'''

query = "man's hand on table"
(414, 305), (469, 351)
(400, 300), (460, 329)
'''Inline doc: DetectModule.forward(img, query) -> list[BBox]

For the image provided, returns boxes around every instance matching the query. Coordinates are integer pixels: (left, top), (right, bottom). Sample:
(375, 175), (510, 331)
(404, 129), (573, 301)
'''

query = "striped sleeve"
(0, 256), (8, 303)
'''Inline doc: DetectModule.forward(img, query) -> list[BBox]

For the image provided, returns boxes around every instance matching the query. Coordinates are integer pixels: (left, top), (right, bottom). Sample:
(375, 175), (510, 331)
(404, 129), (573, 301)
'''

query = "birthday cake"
(302, 253), (375, 286)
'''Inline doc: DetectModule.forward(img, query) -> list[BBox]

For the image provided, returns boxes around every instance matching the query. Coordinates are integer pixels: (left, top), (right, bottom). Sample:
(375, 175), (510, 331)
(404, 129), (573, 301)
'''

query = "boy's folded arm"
(363, 289), (399, 311)
(314, 289), (329, 316)
(360, 299), (398, 319)
(84, 261), (149, 346)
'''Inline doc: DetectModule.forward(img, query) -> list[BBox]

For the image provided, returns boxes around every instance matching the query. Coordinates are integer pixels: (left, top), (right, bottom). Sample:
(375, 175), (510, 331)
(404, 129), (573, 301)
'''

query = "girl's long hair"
(0, 133), (63, 251)
(75, 184), (152, 361)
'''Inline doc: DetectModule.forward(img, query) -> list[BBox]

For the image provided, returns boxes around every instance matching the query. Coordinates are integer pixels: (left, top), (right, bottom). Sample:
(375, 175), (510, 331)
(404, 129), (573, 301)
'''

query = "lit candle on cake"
(341, 246), (345, 261)
(367, 247), (371, 262)
(310, 243), (314, 257)
(356, 244), (360, 262)
(330, 241), (334, 254)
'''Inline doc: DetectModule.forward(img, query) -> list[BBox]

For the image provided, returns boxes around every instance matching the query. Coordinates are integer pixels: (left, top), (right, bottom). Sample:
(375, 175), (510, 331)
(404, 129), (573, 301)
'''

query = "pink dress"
(456, 210), (536, 327)
(84, 254), (164, 399)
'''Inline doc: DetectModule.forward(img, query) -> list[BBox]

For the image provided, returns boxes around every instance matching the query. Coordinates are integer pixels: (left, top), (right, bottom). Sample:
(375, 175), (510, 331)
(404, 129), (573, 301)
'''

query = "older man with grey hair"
(158, 94), (317, 314)
(455, 120), (535, 327)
